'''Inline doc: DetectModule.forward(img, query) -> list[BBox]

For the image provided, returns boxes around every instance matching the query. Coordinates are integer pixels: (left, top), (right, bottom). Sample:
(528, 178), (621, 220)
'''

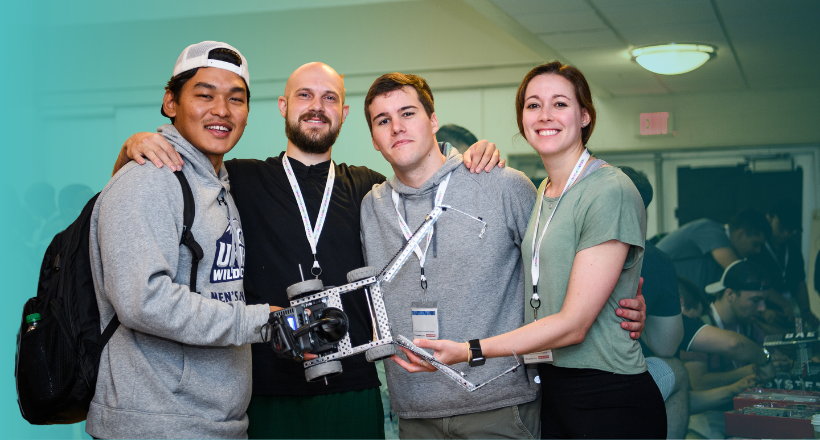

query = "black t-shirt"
(226, 153), (385, 396)
(749, 239), (806, 296)
(815, 249), (819, 294)
(639, 242), (681, 358)
(680, 315), (707, 352)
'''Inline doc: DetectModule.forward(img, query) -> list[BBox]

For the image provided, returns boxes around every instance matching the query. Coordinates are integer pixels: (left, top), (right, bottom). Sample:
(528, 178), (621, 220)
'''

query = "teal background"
(0, 3), (393, 438)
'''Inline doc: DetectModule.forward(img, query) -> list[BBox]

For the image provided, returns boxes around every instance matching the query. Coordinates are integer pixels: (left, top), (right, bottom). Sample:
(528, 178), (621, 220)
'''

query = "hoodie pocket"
(172, 345), (191, 394)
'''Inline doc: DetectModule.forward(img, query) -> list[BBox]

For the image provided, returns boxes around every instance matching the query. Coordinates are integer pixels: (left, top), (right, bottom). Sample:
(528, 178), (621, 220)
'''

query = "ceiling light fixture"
(631, 43), (716, 75)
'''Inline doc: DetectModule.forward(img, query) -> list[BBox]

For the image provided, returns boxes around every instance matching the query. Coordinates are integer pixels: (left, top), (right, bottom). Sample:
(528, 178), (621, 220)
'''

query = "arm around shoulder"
(112, 132), (183, 176)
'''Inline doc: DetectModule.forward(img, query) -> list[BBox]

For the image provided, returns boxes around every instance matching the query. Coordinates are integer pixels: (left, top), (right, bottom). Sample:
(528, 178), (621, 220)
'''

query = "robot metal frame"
(269, 204), (523, 390)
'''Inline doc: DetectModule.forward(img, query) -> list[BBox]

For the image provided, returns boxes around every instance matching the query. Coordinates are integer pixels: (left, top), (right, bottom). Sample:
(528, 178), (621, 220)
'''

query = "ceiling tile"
(539, 29), (624, 51)
(491, 0), (591, 16)
(595, 0), (716, 28)
(715, 0), (820, 20)
(515, 10), (605, 34)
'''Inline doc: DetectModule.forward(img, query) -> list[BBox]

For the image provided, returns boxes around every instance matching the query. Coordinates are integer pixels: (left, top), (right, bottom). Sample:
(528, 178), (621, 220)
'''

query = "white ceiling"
(491, 0), (820, 95)
(31, 0), (820, 102)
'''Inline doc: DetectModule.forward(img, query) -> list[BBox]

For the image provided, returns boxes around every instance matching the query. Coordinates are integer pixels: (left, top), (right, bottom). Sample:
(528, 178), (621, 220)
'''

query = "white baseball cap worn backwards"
(172, 41), (250, 86)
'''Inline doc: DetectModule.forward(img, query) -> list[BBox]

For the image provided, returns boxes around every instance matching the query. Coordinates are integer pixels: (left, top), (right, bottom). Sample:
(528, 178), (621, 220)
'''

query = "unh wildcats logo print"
(210, 221), (245, 284)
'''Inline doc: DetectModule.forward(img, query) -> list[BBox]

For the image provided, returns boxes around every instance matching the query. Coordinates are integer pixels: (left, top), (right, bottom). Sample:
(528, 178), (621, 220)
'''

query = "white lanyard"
(282, 155), (335, 277)
(391, 172), (452, 294)
(764, 242), (788, 280)
(529, 149), (590, 320)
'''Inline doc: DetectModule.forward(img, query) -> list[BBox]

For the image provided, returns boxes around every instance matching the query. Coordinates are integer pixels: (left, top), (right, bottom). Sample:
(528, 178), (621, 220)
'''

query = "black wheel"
(286, 279), (324, 300)
(365, 344), (397, 362)
(305, 360), (343, 382)
(346, 266), (378, 283)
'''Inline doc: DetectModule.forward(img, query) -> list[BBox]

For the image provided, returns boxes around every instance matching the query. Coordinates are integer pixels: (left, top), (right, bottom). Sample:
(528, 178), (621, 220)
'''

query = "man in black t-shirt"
(750, 200), (816, 332)
(115, 62), (506, 439)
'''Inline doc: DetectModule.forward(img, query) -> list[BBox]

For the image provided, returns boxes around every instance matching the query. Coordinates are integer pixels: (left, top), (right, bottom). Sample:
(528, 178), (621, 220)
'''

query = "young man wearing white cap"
(693, 260), (775, 384)
(87, 41), (279, 439)
(684, 259), (775, 438)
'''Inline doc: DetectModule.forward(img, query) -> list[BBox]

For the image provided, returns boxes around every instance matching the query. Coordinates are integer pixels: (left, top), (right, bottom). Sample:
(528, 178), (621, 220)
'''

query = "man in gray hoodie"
(360, 72), (540, 438)
(87, 41), (277, 439)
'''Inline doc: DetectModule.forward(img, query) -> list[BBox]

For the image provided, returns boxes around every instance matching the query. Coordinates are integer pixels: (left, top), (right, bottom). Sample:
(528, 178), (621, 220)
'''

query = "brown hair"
(364, 72), (435, 131)
(515, 61), (596, 145)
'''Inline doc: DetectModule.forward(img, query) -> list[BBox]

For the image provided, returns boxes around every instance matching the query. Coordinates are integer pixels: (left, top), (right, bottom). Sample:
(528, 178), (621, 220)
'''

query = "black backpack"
(15, 171), (203, 425)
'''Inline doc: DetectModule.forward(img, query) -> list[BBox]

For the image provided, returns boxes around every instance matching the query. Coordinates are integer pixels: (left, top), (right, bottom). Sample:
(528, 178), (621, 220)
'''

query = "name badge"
(411, 301), (439, 340)
(524, 349), (553, 364)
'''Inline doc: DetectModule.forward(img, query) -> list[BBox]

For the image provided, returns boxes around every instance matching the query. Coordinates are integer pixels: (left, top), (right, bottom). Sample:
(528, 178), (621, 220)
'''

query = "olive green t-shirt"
(522, 166), (647, 375)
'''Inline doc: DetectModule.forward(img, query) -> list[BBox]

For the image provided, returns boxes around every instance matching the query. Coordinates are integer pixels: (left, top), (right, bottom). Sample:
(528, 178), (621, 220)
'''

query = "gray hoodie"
(361, 148), (539, 419)
(87, 125), (270, 439)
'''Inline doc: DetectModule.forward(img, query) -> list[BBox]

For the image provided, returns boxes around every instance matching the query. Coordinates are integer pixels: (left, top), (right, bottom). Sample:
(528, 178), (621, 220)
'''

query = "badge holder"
(410, 301), (439, 340)
(523, 292), (553, 364)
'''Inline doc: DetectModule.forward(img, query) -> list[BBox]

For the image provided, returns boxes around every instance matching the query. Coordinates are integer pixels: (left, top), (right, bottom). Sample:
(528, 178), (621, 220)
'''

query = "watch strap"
(468, 339), (485, 367)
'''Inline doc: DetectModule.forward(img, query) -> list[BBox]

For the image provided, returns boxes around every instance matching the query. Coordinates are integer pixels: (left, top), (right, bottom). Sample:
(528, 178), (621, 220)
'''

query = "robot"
(263, 205), (522, 390)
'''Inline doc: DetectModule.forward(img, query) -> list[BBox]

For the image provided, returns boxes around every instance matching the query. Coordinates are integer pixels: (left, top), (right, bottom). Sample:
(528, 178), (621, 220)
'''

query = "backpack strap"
(174, 171), (204, 294)
(98, 314), (120, 347)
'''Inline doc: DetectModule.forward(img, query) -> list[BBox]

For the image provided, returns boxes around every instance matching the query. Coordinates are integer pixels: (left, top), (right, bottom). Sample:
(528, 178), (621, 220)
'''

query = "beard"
(285, 110), (342, 155)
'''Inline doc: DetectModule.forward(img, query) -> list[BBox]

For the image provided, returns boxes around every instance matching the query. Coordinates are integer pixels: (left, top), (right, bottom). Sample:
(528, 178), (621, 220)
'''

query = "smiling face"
(162, 67), (248, 169)
(369, 86), (440, 173)
(521, 73), (590, 158)
(279, 63), (348, 155)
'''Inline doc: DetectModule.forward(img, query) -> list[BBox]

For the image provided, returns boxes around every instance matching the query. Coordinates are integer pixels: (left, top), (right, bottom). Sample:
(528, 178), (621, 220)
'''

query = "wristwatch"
(468, 339), (485, 367)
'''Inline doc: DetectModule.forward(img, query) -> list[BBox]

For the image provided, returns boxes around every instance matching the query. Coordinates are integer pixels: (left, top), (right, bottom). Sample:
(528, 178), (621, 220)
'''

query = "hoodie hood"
(388, 143), (462, 196)
(158, 124), (244, 268)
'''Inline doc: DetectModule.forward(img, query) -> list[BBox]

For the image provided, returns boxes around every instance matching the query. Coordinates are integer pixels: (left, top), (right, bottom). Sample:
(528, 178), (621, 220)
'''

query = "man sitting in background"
(657, 208), (771, 291)
(678, 276), (773, 408)
(683, 260), (776, 438)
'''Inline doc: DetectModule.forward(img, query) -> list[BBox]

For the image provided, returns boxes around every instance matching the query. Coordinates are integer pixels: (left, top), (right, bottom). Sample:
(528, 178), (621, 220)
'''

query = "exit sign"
(640, 112), (669, 135)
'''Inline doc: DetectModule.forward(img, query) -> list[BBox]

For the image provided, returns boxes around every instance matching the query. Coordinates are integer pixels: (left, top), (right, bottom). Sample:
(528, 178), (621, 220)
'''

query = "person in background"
(418, 61), (665, 439)
(750, 199), (817, 332)
(657, 208), (771, 292)
(436, 124), (478, 155)
(684, 260), (776, 438)
(619, 166), (688, 439)
(677, 276), (770, 408)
